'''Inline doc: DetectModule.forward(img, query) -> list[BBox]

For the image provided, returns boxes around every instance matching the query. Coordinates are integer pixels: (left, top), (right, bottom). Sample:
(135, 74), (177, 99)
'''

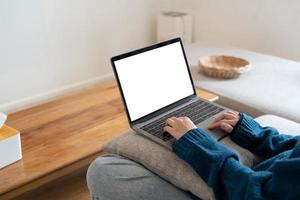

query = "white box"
(0, 125), (22, 169)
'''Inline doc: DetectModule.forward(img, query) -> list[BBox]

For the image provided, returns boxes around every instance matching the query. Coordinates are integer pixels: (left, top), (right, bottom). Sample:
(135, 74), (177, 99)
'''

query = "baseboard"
(0, 73), (114, 114)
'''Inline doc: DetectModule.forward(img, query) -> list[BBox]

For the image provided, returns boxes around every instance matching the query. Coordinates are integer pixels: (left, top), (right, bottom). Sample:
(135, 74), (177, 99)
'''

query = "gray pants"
(86, 154), (194, 200)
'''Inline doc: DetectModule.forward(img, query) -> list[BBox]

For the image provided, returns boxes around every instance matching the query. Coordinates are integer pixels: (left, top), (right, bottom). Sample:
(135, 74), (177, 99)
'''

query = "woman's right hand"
(207, 111), (240, 133)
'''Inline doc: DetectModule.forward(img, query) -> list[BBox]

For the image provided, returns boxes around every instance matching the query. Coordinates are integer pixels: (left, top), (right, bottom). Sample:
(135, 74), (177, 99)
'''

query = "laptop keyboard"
(140, 100), (224, 141)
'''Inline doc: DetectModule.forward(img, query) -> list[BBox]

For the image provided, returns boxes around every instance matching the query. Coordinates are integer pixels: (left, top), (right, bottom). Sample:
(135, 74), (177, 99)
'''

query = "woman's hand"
(163, 116), (197, 140)
(207, 111), (240, 133)
(163, 111), (239, 139)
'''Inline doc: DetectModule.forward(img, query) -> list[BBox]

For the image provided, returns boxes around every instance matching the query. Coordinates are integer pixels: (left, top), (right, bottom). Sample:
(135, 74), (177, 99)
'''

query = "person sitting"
(87, 112), (300, 200)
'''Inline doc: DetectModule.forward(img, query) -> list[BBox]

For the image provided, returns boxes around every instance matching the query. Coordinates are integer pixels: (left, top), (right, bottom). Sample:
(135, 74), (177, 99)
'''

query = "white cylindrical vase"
(157, 11), (193, 43)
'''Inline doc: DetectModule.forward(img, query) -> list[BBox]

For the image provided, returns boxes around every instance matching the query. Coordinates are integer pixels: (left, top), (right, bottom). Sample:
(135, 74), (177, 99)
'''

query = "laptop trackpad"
(197, 118), (227, 141)
(205, 128), (227, 141)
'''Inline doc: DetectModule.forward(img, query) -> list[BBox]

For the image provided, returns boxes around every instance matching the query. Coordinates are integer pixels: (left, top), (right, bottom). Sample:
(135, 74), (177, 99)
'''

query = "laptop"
(111, 38), (230, 149)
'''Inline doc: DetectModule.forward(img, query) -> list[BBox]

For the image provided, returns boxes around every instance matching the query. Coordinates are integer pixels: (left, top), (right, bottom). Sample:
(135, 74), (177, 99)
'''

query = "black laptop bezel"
(111, 38), (197, 126)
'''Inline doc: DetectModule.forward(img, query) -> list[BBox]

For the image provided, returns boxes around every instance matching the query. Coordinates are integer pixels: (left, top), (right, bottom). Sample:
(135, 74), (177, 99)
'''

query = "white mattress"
(185, 43), (300, 123)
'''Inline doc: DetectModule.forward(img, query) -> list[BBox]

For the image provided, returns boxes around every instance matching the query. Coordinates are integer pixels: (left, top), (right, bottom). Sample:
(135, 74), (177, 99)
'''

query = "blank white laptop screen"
(114, 41), (194, 121)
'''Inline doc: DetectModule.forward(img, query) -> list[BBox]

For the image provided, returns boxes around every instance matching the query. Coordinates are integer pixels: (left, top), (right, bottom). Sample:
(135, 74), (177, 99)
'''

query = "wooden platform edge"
(0, 151), (103, 200)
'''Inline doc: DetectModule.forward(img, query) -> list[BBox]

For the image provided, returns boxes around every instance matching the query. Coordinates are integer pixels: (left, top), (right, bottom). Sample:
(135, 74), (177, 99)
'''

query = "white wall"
(165, 0), (300, 61)
(0, 0), (165, 113)
(2, 0), (299, 113)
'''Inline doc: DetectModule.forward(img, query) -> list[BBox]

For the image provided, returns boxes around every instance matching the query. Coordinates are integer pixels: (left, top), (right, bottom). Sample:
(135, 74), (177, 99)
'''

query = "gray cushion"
(219, 136), (262, 166)
(104, 132), (215, 200)
(103, 131), (261, 200)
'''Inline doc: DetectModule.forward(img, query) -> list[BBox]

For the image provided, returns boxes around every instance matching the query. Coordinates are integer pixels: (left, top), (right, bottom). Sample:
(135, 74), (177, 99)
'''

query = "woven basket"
(198, 55), (251, 79)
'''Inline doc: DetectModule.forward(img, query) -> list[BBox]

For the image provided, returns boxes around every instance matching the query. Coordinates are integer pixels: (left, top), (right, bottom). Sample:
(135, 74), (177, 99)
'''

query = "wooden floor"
(15, 167), (90, 200)
(1, 80), (218, 200)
